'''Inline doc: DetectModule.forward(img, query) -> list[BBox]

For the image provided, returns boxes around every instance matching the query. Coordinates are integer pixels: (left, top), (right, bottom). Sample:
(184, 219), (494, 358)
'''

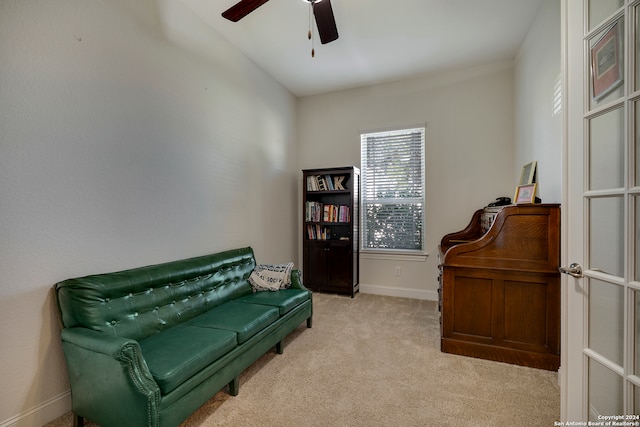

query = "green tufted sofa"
(55, 247), (312, 427)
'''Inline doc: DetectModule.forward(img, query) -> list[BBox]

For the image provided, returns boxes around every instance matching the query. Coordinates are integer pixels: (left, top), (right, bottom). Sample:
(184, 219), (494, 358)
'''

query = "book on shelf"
(306, 224), (330, 240)
(305, 201), (322, 222)
(324, 175), (335, 190)
(317, 176), (327, 191)
(306, 176), (319, 191)
(339, 205), (349, 222)
(305, 202), (350, 223)
(306, 174), (347, 192)
(323, 205), (332, 222)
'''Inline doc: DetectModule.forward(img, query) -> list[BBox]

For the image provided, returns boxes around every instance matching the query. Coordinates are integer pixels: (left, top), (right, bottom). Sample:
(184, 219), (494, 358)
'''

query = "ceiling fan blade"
(313, 0), (339, 44)
(222, 0), (270, 22)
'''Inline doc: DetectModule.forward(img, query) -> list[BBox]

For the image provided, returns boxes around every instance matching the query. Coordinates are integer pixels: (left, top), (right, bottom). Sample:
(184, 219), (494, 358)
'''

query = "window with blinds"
(360, 127), (425, 252)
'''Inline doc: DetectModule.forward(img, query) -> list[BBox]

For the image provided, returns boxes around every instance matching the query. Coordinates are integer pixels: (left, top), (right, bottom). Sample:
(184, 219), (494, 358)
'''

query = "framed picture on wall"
(591, 21), (622, 101)
(514, 184), (537, 204)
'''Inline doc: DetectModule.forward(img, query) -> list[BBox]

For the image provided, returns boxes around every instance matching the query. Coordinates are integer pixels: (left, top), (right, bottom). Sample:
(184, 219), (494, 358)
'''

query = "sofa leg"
(275, 341), (283, 354)
(228, 377), (239, 396)
(73, 414), (84, 427)
(307, 317), (312, 328)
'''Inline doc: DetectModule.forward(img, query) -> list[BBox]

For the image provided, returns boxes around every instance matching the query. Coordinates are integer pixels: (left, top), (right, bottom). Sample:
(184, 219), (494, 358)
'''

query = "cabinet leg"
(307, 317), (312, 328)
(275, 341), (283, 354)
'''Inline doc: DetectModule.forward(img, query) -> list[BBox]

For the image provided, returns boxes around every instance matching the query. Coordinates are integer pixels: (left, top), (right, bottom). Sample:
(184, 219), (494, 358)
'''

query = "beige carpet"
(46, 293), (560, 427)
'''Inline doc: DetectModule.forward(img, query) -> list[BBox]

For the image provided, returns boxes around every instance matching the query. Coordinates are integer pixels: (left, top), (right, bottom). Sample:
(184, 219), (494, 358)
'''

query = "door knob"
(559, 263), (583, 278)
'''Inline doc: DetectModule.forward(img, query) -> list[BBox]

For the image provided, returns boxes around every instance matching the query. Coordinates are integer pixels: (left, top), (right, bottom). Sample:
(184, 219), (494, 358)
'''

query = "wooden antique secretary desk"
(437, 204), (560, 371)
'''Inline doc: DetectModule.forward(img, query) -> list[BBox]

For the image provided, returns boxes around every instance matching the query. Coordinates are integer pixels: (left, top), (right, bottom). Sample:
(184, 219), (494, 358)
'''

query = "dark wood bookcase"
(302, 167), (359, 297)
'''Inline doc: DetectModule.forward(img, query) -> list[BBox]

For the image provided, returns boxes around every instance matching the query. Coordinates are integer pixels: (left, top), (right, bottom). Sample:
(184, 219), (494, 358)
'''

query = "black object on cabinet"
(302, 167), (359, 297)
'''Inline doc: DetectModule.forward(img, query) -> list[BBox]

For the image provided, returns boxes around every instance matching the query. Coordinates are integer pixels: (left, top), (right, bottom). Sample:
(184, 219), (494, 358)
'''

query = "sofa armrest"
(289, 269), (310, 292)
(61, 328), (161, 426)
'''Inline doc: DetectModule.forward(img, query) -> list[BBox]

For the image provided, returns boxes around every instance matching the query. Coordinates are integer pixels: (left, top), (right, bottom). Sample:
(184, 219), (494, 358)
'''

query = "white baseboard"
(359, 284), (438, 301)
(0, 391), (71, 427)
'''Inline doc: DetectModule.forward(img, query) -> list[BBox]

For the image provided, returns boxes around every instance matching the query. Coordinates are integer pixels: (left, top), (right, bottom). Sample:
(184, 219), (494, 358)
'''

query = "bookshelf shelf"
(302, 167), (359, 297)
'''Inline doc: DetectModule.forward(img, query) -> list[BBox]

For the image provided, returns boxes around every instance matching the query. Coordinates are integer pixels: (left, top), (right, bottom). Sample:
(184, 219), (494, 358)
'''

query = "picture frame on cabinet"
(591, 21), (622, 101)
(518, 161), (537, 185)
(514, 184), (537, 204)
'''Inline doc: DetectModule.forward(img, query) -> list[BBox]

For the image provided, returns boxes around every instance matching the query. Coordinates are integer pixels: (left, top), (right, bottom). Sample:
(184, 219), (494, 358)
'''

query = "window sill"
(360, 251), (428, 262)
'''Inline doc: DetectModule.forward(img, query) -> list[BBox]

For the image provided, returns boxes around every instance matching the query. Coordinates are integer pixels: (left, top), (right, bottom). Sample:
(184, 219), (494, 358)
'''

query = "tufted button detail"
(111, 320), (116, 325)
(134, 312), (138, 317)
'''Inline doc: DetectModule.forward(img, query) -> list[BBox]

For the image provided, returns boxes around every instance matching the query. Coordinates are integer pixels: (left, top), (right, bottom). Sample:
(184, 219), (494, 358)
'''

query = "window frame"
(359, 125), (426, 255)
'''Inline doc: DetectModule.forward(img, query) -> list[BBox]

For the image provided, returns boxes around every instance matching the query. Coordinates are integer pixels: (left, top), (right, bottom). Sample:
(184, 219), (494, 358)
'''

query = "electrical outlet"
(394, 266), (401, 276)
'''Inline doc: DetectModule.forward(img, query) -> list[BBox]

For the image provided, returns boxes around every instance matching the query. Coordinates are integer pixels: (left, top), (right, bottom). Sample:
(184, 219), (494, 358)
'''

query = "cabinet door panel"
(503, 279), (550, 347)
(450, 275), (493, 339)
(304, 245), (327, 289)
(327, 244), (351, 288)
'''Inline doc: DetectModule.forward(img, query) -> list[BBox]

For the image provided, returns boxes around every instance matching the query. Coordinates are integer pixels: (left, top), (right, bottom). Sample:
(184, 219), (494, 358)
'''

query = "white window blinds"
(360, 127), (425, 251)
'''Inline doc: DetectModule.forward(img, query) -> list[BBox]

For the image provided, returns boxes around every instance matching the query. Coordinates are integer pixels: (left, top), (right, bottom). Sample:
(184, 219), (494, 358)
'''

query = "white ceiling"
(182, 0), (544, 97)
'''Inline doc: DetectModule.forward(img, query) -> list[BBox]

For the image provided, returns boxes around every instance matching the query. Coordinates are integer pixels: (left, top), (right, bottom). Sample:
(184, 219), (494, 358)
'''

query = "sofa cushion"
(186, 301), (279, 344)
(139, 324), (237, 394)
(236, 289), (311, 316)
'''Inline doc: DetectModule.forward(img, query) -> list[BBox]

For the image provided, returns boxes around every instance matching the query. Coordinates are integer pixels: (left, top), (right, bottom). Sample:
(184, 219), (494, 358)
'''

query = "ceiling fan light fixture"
(222, 0), (338, 55)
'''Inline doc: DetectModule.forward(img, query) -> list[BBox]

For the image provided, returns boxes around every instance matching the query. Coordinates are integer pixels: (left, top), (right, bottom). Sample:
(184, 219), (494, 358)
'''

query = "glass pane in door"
(637, 196), (640, 281)
(637, 289), (640, 375)
(589, 107), (624, 190)
(589, 278), (624, 365)
(590, 197), (624, 277)
(589, 20), (625, 109)
(588, 0), (623, 31)
(637, 6), (640, 92)
(637, 103), (640, 187)
(588, 359), (623, 420)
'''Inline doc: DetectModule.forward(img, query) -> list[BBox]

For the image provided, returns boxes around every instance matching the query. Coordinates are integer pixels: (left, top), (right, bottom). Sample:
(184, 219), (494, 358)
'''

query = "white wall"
(297, 0), (562, 301)
(298, 63), (516, 299)
(514, 0), (562, 203)
(0, 1), (298, 425)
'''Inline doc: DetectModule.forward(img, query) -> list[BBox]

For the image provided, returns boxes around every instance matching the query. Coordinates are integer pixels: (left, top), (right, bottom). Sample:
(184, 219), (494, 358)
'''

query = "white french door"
(563, 0), (640, 420)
